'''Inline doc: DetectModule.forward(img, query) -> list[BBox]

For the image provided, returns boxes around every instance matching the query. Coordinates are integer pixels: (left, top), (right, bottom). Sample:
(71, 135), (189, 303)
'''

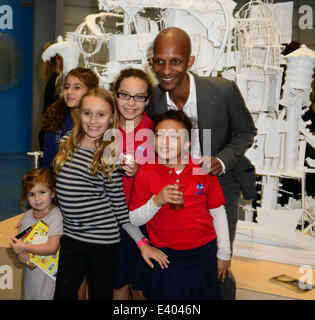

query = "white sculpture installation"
(43, 0), (237, 87)
(232, 2), (315, 267)
(42, 35), (80, 74)
(42, 0), (315, 267)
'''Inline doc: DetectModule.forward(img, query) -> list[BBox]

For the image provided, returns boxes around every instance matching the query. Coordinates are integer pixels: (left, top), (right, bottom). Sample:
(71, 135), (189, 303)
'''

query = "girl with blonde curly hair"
(53, 87), (168, 300)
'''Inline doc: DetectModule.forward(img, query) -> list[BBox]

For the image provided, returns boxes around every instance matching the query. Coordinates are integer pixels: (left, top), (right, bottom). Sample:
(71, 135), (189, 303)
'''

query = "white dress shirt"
(165, 72), (226, 173)
(166, 72), (202, 160)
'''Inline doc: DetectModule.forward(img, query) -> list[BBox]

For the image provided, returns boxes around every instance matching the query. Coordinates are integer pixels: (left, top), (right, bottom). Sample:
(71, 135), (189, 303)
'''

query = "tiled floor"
(0, 153), (33, 221)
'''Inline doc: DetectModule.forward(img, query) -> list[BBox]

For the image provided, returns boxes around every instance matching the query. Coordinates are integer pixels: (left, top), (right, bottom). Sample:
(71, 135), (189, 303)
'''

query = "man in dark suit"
(146, 27), (257, 299)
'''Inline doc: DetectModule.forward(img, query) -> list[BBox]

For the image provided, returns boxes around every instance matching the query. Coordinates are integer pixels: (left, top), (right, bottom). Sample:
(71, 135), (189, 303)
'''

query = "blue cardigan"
(42, 113), (74, 168)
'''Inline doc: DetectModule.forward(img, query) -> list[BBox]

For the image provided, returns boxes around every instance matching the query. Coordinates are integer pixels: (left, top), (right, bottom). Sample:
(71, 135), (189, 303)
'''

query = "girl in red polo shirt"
(129, 109), (231, 300)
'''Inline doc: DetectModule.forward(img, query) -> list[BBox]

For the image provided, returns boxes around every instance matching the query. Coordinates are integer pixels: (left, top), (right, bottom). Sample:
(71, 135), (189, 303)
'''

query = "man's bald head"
(153, 27), (192, 58)
(150, 27), (195, 94)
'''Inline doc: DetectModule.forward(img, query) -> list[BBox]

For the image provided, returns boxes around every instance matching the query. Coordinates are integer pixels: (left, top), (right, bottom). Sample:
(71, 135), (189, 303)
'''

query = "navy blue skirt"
(148, 240), (221, 300)
(114, 226), (151, 294)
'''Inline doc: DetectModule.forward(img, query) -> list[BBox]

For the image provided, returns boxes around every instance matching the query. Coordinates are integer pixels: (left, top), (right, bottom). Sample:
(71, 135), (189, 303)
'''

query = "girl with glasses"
(113, 68), (167, 300)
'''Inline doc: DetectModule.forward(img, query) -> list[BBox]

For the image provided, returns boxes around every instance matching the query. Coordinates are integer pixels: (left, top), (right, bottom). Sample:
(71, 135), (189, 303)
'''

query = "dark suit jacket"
(146, 73), (257, 200)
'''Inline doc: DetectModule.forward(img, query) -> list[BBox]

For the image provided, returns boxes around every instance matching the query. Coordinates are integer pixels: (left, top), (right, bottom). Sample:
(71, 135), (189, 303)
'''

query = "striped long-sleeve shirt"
(56, 142), (143, 245)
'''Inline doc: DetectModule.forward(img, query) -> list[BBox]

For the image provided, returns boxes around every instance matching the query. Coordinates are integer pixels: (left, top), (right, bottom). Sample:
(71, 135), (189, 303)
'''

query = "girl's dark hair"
(41, 67), (99, 134)
(153, 109), (194, 141)
(114, 68), (153, 98)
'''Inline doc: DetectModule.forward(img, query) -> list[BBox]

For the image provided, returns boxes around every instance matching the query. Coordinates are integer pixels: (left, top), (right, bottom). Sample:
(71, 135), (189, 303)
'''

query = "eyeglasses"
(117, 92), (149, 102)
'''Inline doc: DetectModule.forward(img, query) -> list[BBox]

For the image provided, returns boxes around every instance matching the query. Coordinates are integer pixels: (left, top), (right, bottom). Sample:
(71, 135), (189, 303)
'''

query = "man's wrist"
(216, 157), (226, 175)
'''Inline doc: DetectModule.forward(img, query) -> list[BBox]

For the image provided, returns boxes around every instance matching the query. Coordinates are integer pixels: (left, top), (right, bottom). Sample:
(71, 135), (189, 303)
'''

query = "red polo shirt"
(129, 159), (226, 250)
(119, 112), (154, 204)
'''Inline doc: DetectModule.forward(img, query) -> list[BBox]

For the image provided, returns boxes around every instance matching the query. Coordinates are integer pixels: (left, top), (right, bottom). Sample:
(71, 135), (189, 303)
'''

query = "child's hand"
(139, 244), (170, 269)
(15, 218), (22, 230)
(217, 258), (231, 283)
(122, 161), (139, 177)
(10, 237), (26, 255)
(16, 252), (30, 264)
(153, 184), (183, 207)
